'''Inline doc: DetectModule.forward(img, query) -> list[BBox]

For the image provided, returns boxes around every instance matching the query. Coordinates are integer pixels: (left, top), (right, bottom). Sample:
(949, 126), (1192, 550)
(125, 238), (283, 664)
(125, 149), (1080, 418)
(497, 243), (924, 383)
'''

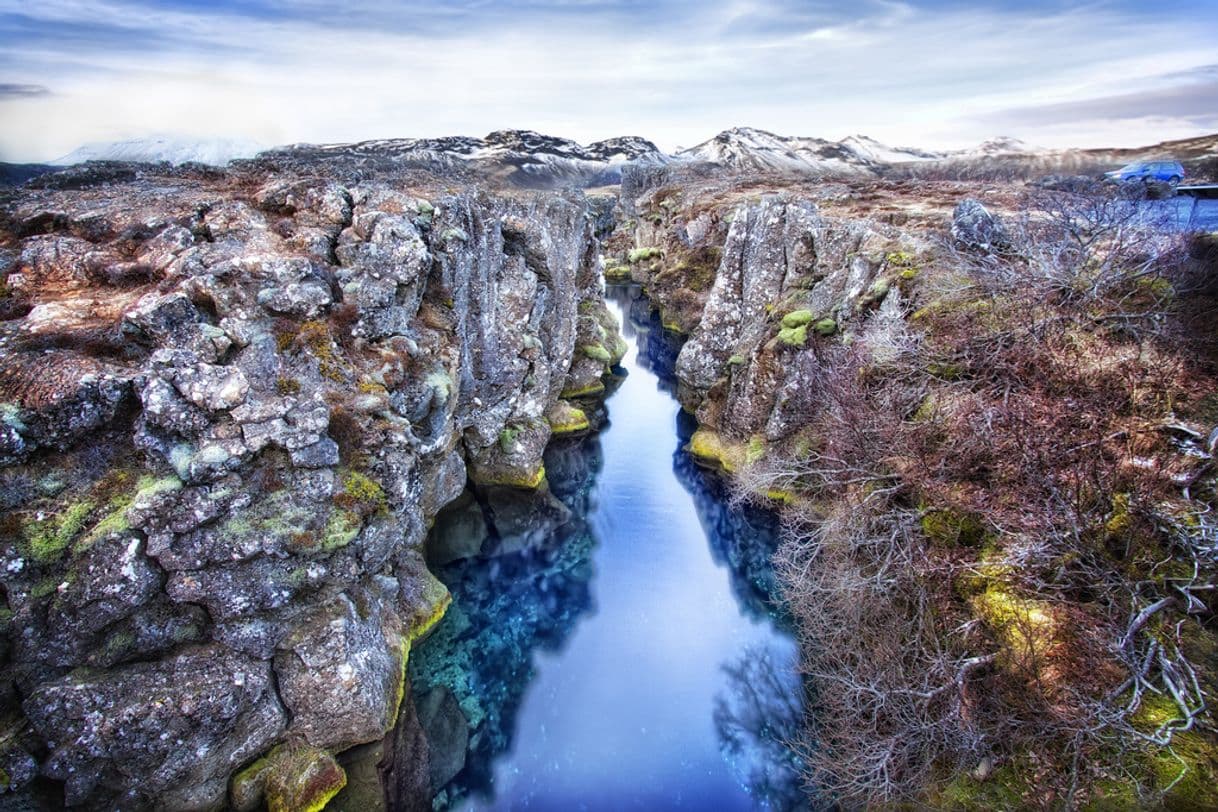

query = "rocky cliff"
(0, 163), (624, 809)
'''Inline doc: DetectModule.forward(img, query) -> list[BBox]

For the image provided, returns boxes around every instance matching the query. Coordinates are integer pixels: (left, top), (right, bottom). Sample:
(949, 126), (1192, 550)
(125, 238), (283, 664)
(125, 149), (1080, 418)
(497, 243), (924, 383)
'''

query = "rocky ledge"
(0, 163), (624, 808)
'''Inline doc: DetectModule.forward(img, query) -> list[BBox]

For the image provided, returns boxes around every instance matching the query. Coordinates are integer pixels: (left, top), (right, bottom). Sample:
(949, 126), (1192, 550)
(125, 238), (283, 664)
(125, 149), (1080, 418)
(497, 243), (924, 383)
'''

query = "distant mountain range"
(51, 135), (266, 167)
(8, 128), (1217, 187)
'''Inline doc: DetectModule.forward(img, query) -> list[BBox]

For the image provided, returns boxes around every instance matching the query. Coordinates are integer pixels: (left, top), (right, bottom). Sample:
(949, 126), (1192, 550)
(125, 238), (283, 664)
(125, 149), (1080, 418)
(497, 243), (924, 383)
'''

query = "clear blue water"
(409, 286), (804, 811)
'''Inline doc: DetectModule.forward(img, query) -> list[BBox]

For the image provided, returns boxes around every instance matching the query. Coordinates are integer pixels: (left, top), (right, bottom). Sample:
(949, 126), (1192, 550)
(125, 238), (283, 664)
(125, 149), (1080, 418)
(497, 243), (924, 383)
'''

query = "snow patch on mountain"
(53, 136), (266, 167)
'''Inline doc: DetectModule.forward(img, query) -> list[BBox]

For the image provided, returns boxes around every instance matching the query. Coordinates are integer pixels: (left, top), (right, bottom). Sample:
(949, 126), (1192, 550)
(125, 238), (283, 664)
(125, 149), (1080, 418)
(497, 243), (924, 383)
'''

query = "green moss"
(781, 309), (814, 329)
(972, 584), (1056, 670)
(498, 427), (520, 453)
(886, 250), (916, 267)
(746, 436), (766, 464)
(688, 429), (746, 474)
(628, 246), (662, 263)
(25, 499), (95, 563)
(863, 278), (891, 303)
(921, 508), (987, 547)
(320, 508), (362, 551)
(935, 762), (1028, 810)
(547, 403), (590, 436)
(581, 343), (612, 364)
(1126, 694), (1218, 808)
(1106, 492), (1133, 536)
(603, 262), (632, 282)
(727, 354), (746, 367)
(777, 324), (808, 347)
(560, 381), (606, 399)
(900, 268), (919, 280)
(813, 318), (837, 337)
(926, 361), (965, 380)
(234, 744), (348, 812)
(477, 464), (547, 490)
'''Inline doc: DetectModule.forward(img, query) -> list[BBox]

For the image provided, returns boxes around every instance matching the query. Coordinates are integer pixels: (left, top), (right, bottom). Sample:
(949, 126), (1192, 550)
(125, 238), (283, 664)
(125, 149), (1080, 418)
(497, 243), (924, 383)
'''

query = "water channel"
(407, 286), (805, 811)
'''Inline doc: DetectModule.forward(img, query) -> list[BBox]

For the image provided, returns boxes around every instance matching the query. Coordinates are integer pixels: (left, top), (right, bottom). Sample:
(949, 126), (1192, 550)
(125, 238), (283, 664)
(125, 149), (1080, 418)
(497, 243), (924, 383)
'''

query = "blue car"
(1105, 160), (1185, 186)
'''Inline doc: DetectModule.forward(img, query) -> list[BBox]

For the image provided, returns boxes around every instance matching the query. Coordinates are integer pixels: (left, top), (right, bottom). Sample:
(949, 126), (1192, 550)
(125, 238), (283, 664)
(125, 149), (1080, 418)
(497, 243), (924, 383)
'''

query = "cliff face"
(0, 165), (622, 808)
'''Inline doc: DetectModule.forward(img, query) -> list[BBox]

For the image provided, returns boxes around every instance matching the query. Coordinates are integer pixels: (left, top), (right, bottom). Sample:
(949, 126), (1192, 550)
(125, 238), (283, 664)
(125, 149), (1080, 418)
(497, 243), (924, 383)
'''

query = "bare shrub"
(751, 182), (1217, 806)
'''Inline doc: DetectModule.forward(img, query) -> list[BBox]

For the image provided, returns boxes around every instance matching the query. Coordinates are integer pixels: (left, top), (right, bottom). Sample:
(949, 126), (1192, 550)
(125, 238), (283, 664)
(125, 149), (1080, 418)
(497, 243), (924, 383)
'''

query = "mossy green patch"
(813, 318), (837, 336)
(781, 309), (814, 329)
(777, 324), (808, 347)
(233, 744), (347, 812)
(320, 508), (362, 551)
(921, 508), (987, 547)
(560, 381), (606, 399)
(935, 761), (1028, 810)
(25, 500), (95, 564)
(581, 343), (612, 364)
(547, 402), (590, 436)
(628, 246), (662, 263)
(478, 464), (547, 490)
(1129, 694), (1218, 808)
(498, 427), (519, 454)
(688, 429), (746, 474)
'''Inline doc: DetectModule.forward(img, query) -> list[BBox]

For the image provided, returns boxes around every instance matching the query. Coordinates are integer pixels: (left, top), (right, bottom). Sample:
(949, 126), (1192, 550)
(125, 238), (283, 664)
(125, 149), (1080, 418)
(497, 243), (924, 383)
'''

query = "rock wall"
(0, 167), (622, 809)
(617, 188), (917, 452)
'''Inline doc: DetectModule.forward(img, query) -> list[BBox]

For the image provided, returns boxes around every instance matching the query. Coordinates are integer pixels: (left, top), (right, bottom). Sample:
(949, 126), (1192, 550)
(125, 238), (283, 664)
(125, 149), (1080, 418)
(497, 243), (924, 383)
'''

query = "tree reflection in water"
(715, 647), (807, 812)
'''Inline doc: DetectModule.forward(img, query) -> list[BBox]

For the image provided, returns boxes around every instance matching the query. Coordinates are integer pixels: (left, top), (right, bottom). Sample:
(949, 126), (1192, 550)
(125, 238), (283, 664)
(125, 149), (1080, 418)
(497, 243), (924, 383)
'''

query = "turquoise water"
(409, 285), (804, 811)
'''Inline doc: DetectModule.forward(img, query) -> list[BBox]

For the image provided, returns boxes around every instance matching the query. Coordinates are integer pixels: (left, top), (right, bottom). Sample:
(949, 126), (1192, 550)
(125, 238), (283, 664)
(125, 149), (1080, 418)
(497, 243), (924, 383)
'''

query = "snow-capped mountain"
(675, 127), (983, 174)
(262, 130), (668, 187)
(53, 136), (266, 167)
(838, 134), (945, 164)
(677, 127), (872, 174)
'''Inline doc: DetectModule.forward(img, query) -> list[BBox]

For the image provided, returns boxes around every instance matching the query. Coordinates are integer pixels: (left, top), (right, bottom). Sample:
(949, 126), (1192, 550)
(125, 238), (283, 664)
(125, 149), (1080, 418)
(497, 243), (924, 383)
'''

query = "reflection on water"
(408, 284), (804, 811)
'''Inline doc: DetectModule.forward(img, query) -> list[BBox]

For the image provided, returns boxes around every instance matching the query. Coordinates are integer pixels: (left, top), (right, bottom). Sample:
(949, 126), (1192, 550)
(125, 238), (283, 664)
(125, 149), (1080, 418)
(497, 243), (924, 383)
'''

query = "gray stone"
(23, 645), (286, 809)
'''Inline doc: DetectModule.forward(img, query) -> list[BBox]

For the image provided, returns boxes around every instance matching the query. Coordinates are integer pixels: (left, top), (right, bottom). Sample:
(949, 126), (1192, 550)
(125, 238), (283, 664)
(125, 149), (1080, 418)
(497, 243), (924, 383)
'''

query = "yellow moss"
(560, 381), (606, 399)
(781, 309), (814, 328)
(335, 470), (387, 516)
(547, 403), (590, 436)
(1106, 492), (1133, 536)
(687, 429), (746, 474)
(921, 508), (986, 547)
(581, 343), (612, 364)
(477, 464), (547, 490)
(972, 585), (1056, 670)
(777, 324), (808, 347)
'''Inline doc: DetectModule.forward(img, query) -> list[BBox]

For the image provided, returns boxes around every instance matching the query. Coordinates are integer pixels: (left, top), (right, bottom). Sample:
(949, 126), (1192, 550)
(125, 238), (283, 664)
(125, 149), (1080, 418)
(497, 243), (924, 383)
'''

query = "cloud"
(0, 0), (1216, 160)
(0, 82), (50, 98)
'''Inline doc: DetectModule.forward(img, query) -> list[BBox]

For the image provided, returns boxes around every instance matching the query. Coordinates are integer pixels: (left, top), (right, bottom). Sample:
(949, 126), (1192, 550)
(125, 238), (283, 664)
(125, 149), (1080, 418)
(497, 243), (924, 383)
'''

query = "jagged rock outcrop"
(673, 194), (904, 440)
(0, 162), (623, 808)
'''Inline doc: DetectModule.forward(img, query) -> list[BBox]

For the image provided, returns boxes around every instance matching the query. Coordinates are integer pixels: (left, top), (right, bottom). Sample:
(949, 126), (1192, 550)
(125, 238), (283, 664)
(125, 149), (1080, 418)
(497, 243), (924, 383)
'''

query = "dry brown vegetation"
(737, 185), (1218, 807)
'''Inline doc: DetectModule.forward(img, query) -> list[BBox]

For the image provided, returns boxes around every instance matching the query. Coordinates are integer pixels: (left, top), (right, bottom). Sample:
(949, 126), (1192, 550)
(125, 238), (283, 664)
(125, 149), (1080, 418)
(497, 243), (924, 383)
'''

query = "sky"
(1, 0), (1216, 162)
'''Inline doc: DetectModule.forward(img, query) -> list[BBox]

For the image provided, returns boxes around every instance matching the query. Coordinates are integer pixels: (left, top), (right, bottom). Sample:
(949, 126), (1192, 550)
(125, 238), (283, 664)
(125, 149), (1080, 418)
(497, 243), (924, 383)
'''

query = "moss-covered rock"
(581, 343), (612, 364)
(687, 429), (746, 474)
(546, 401), (590, 436)
(813, 318), (837, 337)
(231, 744), (347, 812)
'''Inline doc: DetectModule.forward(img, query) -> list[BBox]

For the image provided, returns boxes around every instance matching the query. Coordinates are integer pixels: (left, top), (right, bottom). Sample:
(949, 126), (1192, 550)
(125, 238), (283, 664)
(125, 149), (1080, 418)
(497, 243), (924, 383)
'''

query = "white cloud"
(0, 0), (1215, 161)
